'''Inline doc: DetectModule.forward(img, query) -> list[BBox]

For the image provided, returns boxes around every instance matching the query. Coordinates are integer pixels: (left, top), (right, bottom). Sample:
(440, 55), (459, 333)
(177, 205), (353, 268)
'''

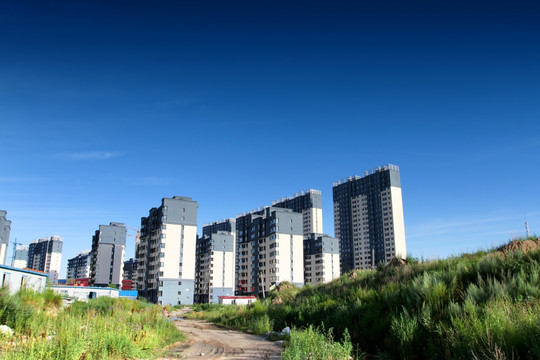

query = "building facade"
(89, 222), (127, 287)
(272, 189), (323, 236)
(136, 196), (198, 305)
(0, 265), (48, 294)
(333, 164), (406, 273)
(122, 258), (139, 290)
(27, 236), (63, 284)
(0, 210), (11, 265)
(236, 207), (303, 297)
(67, 250), (91, 280)
(11, 245), (28, 269)
(195, 231), (235, 303)
(202, 218), (236, 237)
(304, 234), (340, 285)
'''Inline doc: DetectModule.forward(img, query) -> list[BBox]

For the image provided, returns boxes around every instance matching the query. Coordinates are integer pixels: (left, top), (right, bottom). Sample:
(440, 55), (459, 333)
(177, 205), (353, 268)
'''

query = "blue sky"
(1, 0), (539, 278)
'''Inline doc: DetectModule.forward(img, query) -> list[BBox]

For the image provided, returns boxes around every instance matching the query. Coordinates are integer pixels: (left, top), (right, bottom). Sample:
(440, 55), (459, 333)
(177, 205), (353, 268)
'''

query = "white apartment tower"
(304, 234), (340, 285)
(137, 196), (198, 305)
(236, 207), (304, 296)
(27, 236), (63, 284)
(0, 210), (11, 265)
(195, 231), (235, 303)
(333, 164), (406, 273)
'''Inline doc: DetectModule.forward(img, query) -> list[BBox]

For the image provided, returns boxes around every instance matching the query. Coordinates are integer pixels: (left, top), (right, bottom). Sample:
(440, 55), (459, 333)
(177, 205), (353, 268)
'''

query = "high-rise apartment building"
(236, 207), (303, 296)
(27, 236), (63, 284)
(195, 231), (235, 303)
(136, 196), (198, 305)
(67, 250), (91, 280)
(202, 218), (236, 237)
(123, 258), (138, 286)
(89, 222), (127, 287)
(11, 245), (28, 269)
(333, 164), (406, 273)
(272, 189), (323, 236)
(0, 210), (11, 265)
(304, 234), (340, 285)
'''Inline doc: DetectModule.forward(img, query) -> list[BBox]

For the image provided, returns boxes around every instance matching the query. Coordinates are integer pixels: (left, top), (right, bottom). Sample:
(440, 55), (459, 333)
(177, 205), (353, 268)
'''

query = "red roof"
(218, 296), (257, 300)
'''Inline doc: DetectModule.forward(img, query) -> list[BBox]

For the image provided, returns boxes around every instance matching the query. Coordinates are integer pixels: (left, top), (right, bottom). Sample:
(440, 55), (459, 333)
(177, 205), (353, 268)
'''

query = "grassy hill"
(189, 238), (540, 360)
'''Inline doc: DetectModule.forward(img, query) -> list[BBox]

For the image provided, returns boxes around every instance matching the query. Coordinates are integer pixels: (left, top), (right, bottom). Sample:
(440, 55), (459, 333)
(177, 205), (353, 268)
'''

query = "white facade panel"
(390, 186), (407, 259)
(182, 225), (197, 281)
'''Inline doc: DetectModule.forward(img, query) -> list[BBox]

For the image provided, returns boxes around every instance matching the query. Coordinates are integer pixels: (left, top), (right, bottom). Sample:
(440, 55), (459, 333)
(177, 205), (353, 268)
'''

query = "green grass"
(282, 326), (354, 360)
(188, 239), (540, 359)
(0, 288), (184, 359)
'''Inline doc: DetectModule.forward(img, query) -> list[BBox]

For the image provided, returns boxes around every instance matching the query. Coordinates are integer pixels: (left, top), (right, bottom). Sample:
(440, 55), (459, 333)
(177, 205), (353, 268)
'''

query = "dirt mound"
(386, 258), (407, 267)
(271, 296), (283, 305)
(498, 239), (540, 253)
(275, 282), (294, 291)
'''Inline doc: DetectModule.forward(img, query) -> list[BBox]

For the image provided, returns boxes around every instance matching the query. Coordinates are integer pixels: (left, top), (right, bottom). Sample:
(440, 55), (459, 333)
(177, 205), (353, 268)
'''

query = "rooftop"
(333, 164), (400, 187)
(272, 189), (322, 205)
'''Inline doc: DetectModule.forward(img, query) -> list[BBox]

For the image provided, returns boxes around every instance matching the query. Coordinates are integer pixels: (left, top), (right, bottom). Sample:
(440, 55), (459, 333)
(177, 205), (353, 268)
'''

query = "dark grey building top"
(203, 218), (236, 237)
(272, 189), (322, 211)
(304, 233), (340, 256)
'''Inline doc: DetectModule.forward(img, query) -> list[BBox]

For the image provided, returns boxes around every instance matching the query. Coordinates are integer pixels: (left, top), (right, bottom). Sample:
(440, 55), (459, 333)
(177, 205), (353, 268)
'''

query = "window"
(2, 273), (10, 287)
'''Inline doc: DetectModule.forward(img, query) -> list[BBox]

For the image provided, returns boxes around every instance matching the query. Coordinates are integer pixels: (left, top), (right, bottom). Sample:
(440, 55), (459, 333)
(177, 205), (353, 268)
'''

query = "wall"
(0, 265), (48, 294)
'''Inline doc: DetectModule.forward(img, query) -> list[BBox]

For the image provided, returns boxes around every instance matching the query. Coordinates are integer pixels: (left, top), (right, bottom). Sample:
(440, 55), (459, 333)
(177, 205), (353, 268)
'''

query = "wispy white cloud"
(51, 151), (122, 160)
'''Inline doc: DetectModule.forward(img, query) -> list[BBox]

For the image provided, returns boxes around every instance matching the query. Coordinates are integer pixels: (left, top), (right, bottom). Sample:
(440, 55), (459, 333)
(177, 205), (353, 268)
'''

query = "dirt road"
(167, 318), (282, 359)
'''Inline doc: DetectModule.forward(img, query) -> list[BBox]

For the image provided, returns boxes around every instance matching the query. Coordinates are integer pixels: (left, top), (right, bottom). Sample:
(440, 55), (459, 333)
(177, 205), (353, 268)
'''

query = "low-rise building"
(218, 295), (257, 305)
(0, 264), (48, 294)
(51, 285), (119, 300)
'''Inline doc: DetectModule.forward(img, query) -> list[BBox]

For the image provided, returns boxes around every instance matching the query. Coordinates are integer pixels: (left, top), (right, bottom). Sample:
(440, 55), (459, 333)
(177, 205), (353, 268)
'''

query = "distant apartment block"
(202, 218), (236, 237)
(67, 250), (91, 280)
(333, 164), (406, 273)
(136, 196), (198, 305)
(122, 258), (138, 290)
(89, 222), (127, 287)
(304, 234), (340, 285)
(27, 235), (63, 284)
(272, 189), (323, 236)
(195, 231), (235, 303)
(236, 207), (303, 296)
(11, 245), (28, 269)
(0, 210), (11, 265)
